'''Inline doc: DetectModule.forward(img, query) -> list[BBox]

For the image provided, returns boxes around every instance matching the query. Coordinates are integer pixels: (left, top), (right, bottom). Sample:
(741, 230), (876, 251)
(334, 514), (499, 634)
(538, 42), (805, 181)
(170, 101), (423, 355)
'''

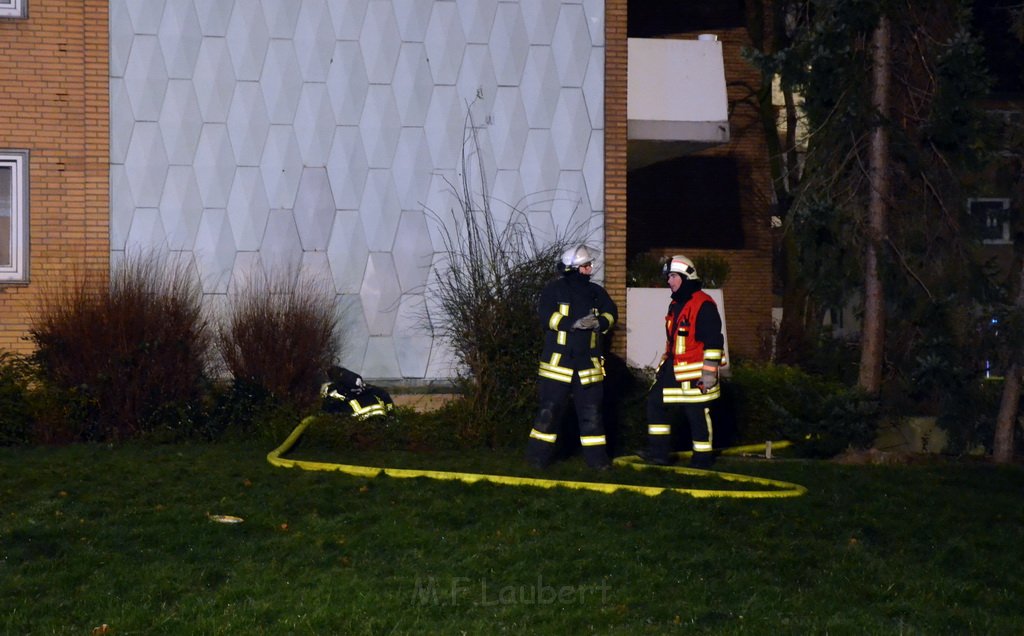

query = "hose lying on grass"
(267, 416), (807, 499)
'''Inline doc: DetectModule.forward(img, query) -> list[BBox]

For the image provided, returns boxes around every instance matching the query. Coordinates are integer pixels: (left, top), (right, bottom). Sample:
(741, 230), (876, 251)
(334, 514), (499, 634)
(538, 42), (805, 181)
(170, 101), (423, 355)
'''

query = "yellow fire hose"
(267, 416), (807, 499)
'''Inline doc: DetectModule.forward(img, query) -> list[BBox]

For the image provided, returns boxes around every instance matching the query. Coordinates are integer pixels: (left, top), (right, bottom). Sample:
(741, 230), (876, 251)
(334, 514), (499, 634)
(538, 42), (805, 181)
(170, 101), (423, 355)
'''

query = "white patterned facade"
(110, 0), (606, 381)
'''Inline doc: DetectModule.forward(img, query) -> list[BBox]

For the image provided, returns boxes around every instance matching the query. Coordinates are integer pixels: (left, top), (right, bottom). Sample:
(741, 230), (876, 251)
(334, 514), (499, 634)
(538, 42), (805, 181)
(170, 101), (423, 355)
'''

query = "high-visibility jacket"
(661, 289), (724, 403)
(536, 272), (618, 385)
(321, 383), (395, 419)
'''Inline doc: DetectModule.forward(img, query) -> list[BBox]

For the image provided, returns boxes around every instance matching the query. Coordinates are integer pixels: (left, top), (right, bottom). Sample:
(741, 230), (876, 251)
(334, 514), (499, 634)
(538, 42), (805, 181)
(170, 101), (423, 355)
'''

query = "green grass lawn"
(2, 436), (1023, 635)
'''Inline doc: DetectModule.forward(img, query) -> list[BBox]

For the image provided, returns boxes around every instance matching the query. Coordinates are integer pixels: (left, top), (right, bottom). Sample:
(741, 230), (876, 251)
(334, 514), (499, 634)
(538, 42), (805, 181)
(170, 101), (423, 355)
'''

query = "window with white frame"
(0, 0), (26, 19)
(969, 198), (1012, 245)
(0, 151), (29, 282)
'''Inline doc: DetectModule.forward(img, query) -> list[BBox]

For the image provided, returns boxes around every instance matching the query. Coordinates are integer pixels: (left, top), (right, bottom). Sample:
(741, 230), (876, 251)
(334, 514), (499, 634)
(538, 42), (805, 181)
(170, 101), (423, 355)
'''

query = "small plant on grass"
(728, 362), (879, 457)
(217, 270), (341, 416)
(29, 253), (212, 441)
(0, 351), (34, 445)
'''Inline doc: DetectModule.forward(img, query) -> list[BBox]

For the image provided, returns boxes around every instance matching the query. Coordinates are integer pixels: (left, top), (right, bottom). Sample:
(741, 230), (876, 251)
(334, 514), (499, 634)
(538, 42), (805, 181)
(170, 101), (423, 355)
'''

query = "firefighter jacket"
(321, 382), (395, 419)
(536, 271), (618, 385)
(661, 284), (725, 404)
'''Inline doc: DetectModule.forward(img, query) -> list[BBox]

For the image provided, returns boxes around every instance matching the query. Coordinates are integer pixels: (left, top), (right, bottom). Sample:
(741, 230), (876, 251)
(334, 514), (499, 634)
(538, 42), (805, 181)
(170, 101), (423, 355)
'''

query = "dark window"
(627, 156), (744, 257)
(628, 0), (745, 37)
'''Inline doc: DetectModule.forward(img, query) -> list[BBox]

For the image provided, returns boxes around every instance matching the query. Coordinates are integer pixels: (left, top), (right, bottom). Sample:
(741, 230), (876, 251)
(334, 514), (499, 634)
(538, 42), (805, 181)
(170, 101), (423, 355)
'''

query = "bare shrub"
(428, 110), (584, 447)
(217, 271), (341, 412)
(29, 253), (212, 441)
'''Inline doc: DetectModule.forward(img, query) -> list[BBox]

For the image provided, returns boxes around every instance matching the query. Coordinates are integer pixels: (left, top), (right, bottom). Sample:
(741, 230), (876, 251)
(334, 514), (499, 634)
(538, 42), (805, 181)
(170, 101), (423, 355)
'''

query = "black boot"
(688, 451), (715, 469)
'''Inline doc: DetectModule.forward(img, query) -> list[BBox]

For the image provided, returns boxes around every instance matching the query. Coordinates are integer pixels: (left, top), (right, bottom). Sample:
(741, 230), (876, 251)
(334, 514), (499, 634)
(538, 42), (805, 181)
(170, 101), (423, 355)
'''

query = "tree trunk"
(992, 260), (1024, 463)
(858, 16), (891, 394)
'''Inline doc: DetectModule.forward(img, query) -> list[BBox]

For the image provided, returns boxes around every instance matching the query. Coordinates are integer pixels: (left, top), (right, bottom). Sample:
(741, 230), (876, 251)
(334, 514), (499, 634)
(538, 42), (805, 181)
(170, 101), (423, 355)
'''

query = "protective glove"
(571, 314), (600, 331)
(698, 360), (719, 394)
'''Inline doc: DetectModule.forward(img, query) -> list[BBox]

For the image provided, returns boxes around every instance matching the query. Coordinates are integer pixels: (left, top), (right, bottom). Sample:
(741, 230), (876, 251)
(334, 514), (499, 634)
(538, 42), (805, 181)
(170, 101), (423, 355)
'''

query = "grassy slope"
(2, 441), (1023, 635)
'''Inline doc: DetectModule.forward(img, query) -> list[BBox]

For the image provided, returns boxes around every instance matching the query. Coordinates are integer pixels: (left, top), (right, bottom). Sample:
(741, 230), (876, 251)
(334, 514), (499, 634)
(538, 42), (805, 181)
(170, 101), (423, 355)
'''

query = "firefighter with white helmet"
(640, 254), (725, 469)
(525, 244), (618, 470)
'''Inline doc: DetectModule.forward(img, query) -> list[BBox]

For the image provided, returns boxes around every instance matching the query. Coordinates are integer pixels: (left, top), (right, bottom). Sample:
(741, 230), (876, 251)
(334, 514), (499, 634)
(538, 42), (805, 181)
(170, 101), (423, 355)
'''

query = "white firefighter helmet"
(561, 245), (596, 271)
(663, 254), (699, 280)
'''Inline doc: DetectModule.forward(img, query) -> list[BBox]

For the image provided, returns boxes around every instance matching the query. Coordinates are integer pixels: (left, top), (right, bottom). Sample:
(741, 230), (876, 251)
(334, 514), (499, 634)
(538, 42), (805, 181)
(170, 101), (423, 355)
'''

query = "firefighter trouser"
(526, 374), (608, 469)
(644, 367), (715, 463)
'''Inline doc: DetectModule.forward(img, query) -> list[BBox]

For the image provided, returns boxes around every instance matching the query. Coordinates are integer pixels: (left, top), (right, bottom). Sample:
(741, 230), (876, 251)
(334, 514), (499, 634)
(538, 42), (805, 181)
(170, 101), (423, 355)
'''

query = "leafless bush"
(217, 271), (341, 410)
(29, 253), (212, 440)
(428, 109), (585, 447)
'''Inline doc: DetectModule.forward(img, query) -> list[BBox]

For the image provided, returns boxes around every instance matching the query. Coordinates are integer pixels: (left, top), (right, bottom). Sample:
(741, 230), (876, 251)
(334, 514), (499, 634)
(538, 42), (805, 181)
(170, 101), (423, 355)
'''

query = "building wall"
(0, 0), (110, 354)
(603, 11), (774, 362)
(108, 0), (607, 381)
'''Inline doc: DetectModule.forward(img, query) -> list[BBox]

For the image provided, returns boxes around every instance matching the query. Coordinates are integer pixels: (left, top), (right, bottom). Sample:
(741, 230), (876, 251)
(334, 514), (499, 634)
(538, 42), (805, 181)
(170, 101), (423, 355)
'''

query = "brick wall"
(603, 10), (774, 362)
(604, 0), (628, 357)
(0, 0), (109, 354)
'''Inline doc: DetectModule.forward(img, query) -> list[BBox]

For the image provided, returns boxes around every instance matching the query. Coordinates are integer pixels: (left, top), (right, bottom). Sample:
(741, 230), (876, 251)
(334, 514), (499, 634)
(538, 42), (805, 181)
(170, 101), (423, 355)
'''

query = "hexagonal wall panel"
(327, 42), (369, 125)
(261, 126), (303, 209)
(521, 0), (559, 45)
(552, 4), (592, 88)
(392, 210), (433, 293)
(261, 41), (303, 124)
(393, 294), (432, 378)
(194, 0), (234, 37)
(159, 165), (203, 250)
(550, 170), (590, 236)
(328, 0), (369, 41)
(360, 170), (402, 251)
(583, 130), (604, 218)
(259, 210), (303, 282)
(391, 128), (433, 211)
(193, 37), (236, 122)
(424, 86), (464, 173)
(124, 122), (170, 208)
(193, 124), (236, 209)
(295, 0), (335, 82)
(110, 1), (134, 78)
(194, 209), (236, 293)
(126, 208), (168, 256)
(519, 129), (560, 200)
(327, 211), (369, 294)
(424, 3), (465, 86)
(490, 3), (529, 86)
(361, 253), (401, 336)
(159, 80), (203, 165)
(520, 46), (560, 129)
(336, 293), (369, 370)
(110, 79), (134, 164)
(360, 1), (401, 84)
(361, 86), (401, 168)
(392, 0), (432, 43)
(126, 0), (165, 35)
(293, 168), (336, 251)
(227, 82), (270, 166)
(457, 44), (497, 107)
(458, 0), (499, 45)
(159, 0), (202, 79)
(226, 0), (269, 81)
(583, 0), (604, 47)
(110, 165), (134, 252)
(326, 127), (369, 210)
(262, 0), (300, 39)
(393, 43), (432, 128)
(227, 167), (271, 251)
(551, 88), (591, 170)
(295, 83), (336, 167)
(489, 87), (528, 170)
(583, 48), (604, 129)
(124, 35), (168, 122)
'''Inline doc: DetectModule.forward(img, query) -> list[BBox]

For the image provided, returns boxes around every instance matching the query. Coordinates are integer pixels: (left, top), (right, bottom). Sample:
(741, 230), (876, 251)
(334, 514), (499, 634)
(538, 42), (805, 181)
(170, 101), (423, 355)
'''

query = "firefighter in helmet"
(525, 244), (618, 470)
(641, 255), (725, 469)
